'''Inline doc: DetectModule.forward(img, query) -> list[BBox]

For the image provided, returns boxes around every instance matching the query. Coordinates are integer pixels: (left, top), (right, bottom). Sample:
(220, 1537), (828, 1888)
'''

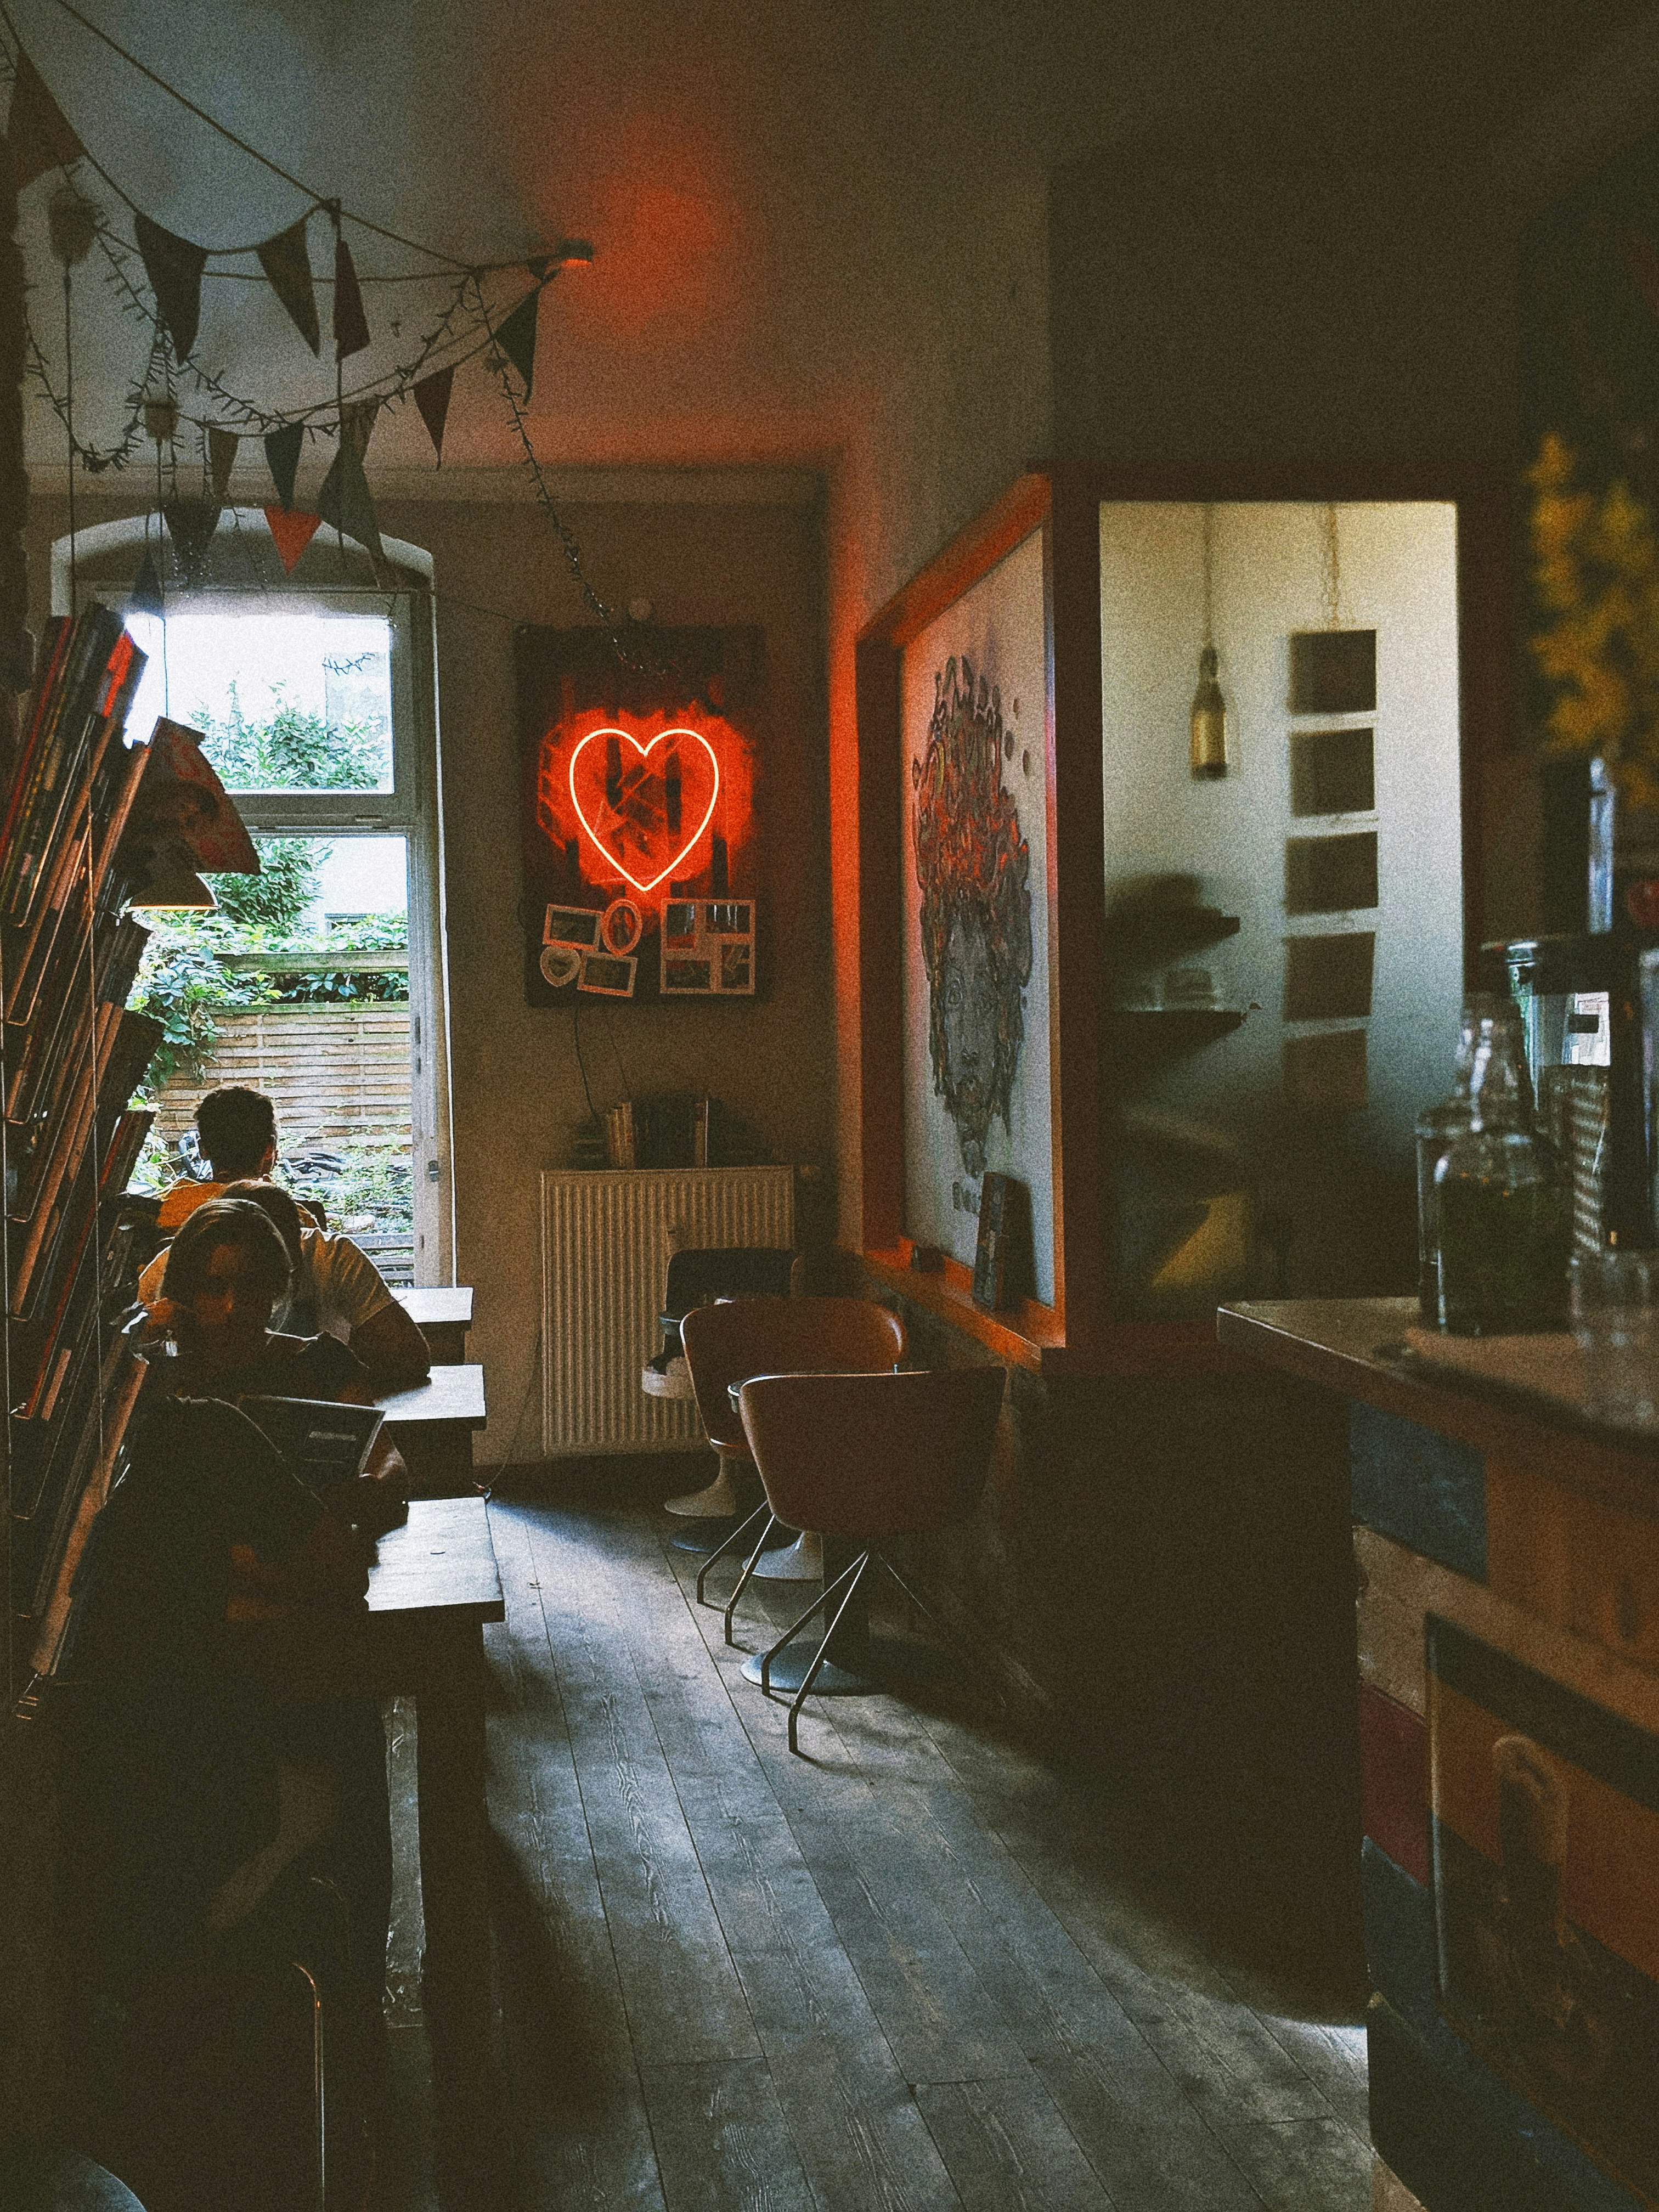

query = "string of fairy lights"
(3, 0), (662, 667)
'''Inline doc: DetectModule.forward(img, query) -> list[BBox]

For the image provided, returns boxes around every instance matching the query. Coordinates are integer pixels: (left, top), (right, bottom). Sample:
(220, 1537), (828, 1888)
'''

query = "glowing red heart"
(566, 724), (722, 895)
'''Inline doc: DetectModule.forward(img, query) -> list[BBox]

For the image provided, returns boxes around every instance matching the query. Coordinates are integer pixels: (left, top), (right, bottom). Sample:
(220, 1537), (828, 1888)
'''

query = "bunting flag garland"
(333, 233), (371, 359)
(128, 546), (165, 618)
(340, 394), (381, 462)
(264, 422), (304, 508)
(206, 426), (239, 501)
(8, 50), (86, 191)
(315, 436), (383, 560)
(264, 505), (322, 573)
(413, 364), (454, 464)
(134, 212), (207, 360)
(162, 498), (222, 586)
(494, 286), (541, 403)
(256, 216), (320, 353)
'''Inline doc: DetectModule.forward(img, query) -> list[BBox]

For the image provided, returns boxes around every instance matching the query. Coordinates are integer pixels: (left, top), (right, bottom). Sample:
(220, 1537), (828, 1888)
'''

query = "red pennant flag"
(256, 216), (320, 354)
(334, 233), (370, 359)
(8, 50), (86, 191)
(413, 365), (454, 464)
(136, 213), (207, 361)
(264, 506), (321, 573)
(494, 287), (540, 403)
(206, 426), (239, 502)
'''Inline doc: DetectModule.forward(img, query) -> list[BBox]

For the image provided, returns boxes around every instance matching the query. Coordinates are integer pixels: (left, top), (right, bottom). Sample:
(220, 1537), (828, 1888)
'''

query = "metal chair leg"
(694, 1502), (772, 1609)
(873, 1552), (1002, 1689)
(787, 1555), (871, 1756)
(290, 1956), (326, 2212)
(758, 1551), (866, 1695)
(723, 1511), (787, 1647)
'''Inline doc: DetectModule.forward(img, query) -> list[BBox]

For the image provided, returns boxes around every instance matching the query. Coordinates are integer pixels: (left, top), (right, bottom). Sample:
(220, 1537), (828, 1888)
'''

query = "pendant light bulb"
(1190, 645), (1228, 780)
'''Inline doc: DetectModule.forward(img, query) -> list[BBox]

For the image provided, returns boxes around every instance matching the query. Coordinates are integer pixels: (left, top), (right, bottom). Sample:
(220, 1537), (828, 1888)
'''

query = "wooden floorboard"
(388, 1497), (1372, 2211)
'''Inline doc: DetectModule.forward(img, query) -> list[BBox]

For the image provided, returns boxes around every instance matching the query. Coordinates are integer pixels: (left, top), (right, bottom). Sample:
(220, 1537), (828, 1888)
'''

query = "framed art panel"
(514, 624), (766, 1006)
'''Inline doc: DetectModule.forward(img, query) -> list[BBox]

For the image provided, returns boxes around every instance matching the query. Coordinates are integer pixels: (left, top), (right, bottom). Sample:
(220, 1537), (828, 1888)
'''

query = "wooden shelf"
(1104, 907), (1240, 962)
(860, 1248), (1071, 1373)
(1106, 1007), (1246, 1057)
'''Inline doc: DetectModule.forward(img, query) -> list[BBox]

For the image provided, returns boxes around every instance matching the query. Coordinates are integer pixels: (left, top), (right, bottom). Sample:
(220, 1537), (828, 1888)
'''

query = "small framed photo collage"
(661, 899), (756, 995)
(541, 897), (757, 1000)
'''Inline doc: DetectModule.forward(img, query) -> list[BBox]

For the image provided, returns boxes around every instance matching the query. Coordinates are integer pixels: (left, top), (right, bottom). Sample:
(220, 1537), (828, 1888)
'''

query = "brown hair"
(222, 1178), (306, 1274)
(194, 1085), (276, 1177)
(161, 1197), (292, 1306)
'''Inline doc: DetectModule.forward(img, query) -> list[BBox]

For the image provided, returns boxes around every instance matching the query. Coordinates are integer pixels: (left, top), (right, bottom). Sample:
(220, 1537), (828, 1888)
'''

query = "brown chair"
(681, 1297), (906, 1639)
(737, 1365), (1006, 1752)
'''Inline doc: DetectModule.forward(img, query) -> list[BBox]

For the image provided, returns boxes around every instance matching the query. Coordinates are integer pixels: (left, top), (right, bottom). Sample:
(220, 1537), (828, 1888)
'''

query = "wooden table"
(394, 1286), (473, 1365)
(368, 1497), (504, 2210)
(375, 1363), (487, 1497)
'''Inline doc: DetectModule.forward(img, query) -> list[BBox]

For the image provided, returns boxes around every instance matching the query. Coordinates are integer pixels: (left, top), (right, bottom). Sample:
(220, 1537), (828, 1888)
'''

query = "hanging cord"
(61, 256), (77, 612)
(1200, 500), (1216, 652)
(571, 1002), (596, 1121)
(601, 1003), (632, 1104)
(1322, 502), (1345, 629)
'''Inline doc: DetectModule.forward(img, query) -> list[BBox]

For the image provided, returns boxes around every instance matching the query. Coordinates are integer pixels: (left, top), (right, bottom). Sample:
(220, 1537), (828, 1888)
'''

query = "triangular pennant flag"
(413, 365), (454, 465)
(263, 505), (321, 574)
(264, 422), (304, 509)
(206, 426), (239, 503)
(340, 396), (381, 462)
(8, 50), (86, 192)
(128, 546), (165, 618)
(134, 212), (207, 362)
(162, 499), (222, 587)
(315, 438), (383, 560)
(494, 287), (541, 403)
(333, 233), (370, 359)
(256, 216), (320, 354)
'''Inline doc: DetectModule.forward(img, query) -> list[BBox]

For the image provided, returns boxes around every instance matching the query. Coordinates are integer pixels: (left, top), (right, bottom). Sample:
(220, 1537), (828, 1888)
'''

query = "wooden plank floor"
(382, 1497), (1372, 2211)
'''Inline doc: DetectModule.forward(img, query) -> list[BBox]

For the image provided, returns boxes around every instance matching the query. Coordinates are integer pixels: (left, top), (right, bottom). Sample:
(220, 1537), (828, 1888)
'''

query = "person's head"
(161, 1197), (292, 1367)
(195, 1086), (276, 1180)
(222, 1178), (306, 1280)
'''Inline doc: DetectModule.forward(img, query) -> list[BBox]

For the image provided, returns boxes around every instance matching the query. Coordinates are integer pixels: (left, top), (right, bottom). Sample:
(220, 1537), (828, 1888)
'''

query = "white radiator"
(540, 1166), (796, 1454)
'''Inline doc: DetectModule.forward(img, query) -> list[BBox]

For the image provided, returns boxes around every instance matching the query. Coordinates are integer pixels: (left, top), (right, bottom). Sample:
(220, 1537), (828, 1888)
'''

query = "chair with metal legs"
(650, 1248), (798, 1538)
(680, 1297), (906, 1639)
(736, 1365), (1006, 1753)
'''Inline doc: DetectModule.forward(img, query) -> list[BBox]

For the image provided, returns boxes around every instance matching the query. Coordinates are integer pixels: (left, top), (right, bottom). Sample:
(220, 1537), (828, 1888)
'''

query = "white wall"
(1099, 500), (1464, 1305)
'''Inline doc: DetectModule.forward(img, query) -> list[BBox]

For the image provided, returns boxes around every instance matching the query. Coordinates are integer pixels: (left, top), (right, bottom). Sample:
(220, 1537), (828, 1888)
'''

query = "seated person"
(137, 1178), (430, 1388)
(66, 1201), (398, 2139)
(156, 1084), (280, 1232)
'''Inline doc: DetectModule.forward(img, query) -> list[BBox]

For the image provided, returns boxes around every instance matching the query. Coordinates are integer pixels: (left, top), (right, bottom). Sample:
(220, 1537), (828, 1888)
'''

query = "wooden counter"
(1221, 1298), (1659, 2212)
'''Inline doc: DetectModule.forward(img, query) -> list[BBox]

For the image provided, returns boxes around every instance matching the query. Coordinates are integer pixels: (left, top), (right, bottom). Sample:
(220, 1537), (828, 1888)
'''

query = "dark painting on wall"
(514, 625), (767, 1007)
(912, 656), (1033, 1178)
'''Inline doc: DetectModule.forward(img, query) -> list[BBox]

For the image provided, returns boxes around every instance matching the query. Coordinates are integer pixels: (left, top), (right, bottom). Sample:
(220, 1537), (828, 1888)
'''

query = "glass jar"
(1436, 1018), (1570, 1335)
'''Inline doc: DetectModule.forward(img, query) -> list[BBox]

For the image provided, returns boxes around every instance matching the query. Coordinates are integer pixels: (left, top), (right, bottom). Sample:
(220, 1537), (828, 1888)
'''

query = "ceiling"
(12, 0), (1658, 480)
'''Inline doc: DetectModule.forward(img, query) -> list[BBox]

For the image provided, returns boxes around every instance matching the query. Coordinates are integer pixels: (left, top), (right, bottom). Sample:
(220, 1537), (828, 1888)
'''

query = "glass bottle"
(1414, 996), (1499, 1321)
(1436, 1017), (1570, 1335)
(1189, 646), (1228, 780)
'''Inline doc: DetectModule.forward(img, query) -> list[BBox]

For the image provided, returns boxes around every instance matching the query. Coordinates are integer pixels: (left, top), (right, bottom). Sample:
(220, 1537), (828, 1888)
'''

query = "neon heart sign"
(566, 724), (722, 895)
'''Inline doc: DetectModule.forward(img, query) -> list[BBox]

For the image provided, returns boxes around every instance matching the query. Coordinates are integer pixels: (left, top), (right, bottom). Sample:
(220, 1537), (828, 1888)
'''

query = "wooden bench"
(394, 1285), (473, 1365)
(375, 1362), (487, 1497)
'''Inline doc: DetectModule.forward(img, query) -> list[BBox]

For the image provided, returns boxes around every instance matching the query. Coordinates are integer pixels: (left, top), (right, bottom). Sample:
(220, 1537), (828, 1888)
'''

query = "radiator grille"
(540, 1167), (795, 1454)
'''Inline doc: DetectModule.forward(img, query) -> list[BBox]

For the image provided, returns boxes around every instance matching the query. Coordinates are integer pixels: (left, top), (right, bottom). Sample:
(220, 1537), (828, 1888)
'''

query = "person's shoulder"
(155, 1180), (222, 1229)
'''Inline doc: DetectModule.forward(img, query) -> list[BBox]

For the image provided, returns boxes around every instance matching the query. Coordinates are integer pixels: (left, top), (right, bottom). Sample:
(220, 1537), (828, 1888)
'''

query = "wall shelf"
(1104, 907), (1240, 963)
(1106, 1007), (1246, 1056)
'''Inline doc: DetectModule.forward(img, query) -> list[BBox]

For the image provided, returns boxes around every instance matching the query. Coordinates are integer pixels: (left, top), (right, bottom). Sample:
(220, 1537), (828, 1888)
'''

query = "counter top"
(1217, 1297), (1659, 1515)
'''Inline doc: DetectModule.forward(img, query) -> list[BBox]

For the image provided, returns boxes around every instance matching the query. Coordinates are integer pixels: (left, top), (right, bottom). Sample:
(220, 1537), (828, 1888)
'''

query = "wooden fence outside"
(150, 1004), (413, 1156)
